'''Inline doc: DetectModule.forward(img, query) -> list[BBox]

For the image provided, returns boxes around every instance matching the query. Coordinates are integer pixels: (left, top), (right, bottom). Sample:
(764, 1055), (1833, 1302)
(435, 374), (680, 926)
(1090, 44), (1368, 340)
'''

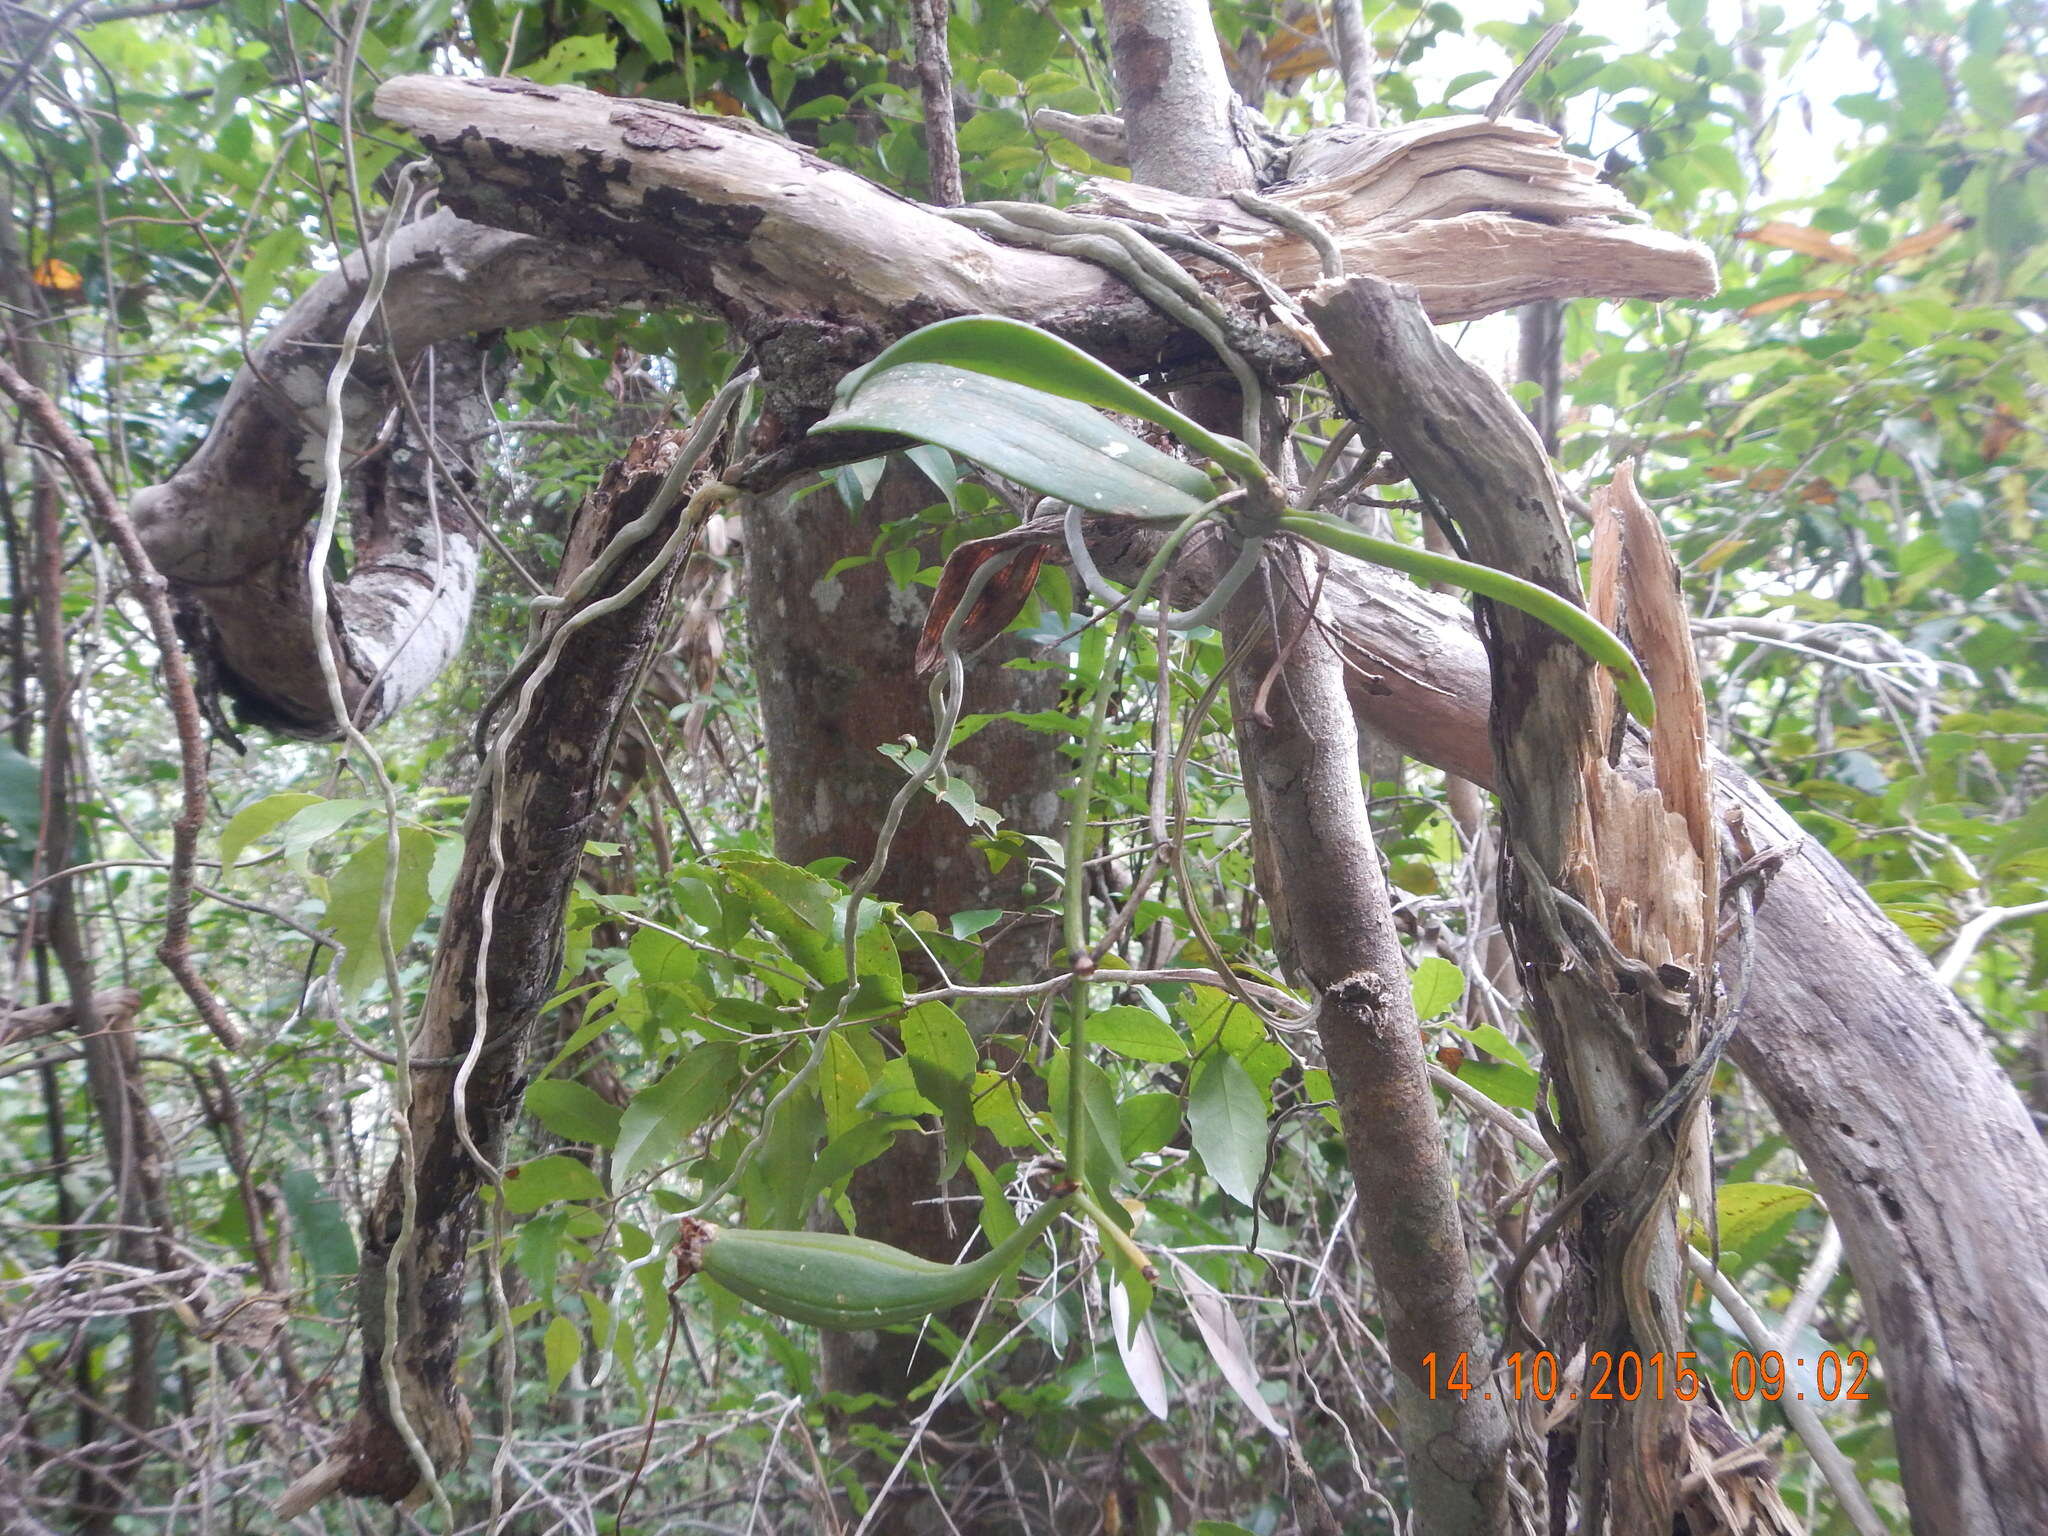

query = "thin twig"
(0, 357), (240, 1051)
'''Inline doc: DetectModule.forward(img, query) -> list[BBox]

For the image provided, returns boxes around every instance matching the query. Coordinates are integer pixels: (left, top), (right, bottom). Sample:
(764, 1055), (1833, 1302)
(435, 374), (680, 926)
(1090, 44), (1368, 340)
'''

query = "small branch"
(0, 357), (241, 1052)
(1683, 1249), (1890, 1536)
(911, 0), (962, 207)
(1935, 897), (2048, 987)
(0, 988), (142, 1047)
(1327, 0), (1380, 127)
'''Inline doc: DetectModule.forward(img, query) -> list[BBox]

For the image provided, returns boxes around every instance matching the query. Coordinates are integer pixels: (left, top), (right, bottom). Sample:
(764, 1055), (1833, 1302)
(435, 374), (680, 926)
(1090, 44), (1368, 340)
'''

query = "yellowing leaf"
(1738, 221), (1858, 263)
(1740, 287), (1848, 318)
(1694, 536), (1749, 573)
(543, 1313), (581, 1392)
(1876, 221), (1960, 267)
(32, 258), (82, 293)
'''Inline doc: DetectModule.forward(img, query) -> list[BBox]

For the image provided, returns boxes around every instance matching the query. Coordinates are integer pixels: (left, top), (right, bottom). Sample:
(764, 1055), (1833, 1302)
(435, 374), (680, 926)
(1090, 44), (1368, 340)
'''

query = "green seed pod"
(679, 1193), (1072, 1331)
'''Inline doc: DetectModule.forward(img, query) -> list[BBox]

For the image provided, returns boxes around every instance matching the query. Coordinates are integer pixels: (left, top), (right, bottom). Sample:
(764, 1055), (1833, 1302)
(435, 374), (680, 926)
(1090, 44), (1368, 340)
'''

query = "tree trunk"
(744, 458), (1060, 1532)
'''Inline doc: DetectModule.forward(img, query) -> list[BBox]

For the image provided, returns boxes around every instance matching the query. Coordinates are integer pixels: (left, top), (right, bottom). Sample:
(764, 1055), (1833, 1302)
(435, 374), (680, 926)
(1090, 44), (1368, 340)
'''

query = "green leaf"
(589, 0), (672, 60)
(1188, 1052), (1267, 1208)
(613, 1043), (741, 1191)
(820, 1032), (873, 1140)
(1084, 1005), (1188, 1063)
(544, 1313), (582, 1392)
(324, 826), (436, 1001)
(816, 364), (1215, 523)
(517, 32), (617, 83)
(1410, 957), (1465, 1020)
(1452, 1061), (1539, 1112)
(716, 852), (842, 980)
(525, 1080), (623, 1149)
(279, 1167), (357, 1313)
(1045, 1051), (1126, 1193)
(1710, 1182), (1815, 1272)
(503, 1154), (607, 1214)
(277, 797), (377, 864)
(972, 1070), (1039, 1147)
(1118, 1091), (1182, 1160)
(0, 744), (42, 872)
(627, 922), (694, 979)
(1445, 1022), (1531, 1072)
(1177, 985), (1265, 1059)
(901, 1001), (978, 1176)
(237, 226), (303, 323)
(1279, 512), (1657, 727)
(830, 315), (1263, 482)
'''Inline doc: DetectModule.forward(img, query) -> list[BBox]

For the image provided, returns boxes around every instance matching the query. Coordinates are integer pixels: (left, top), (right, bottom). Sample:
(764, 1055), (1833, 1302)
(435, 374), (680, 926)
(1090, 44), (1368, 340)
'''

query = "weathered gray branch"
(1080, 501), (2048, 1533)
(131, 213), (676, 738)
(141, 75), (1711, 744)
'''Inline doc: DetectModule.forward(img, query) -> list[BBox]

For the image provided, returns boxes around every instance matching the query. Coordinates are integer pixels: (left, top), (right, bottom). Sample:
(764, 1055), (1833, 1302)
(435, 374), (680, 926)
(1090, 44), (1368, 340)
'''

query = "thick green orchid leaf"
(814, 362), (1215, 522)
(1280, 511), (1657, 726)
(834, 315), (1265, 484)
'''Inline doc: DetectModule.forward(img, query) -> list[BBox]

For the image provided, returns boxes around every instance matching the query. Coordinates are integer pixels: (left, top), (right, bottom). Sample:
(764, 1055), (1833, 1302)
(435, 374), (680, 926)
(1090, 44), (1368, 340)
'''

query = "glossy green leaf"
(218, 792), (322, 873)
(815, 363), (1215, 522)
(832, 314), (1261, 479)
(503, 1154), (607, 1214)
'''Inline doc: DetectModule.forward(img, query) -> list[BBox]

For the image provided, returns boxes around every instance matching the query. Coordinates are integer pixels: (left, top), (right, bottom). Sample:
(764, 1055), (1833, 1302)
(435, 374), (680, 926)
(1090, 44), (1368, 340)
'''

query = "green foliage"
(7, 0), (2043, 1529)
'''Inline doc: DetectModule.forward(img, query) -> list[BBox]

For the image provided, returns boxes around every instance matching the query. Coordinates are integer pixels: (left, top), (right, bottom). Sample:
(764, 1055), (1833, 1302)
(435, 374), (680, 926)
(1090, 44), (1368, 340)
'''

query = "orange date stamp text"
(1423, 1348), (1872, 1404)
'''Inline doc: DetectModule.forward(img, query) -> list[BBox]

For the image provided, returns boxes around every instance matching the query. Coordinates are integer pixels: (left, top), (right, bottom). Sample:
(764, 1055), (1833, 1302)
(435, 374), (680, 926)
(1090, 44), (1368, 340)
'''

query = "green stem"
(1278, 509), (1657, 727)
(1061, 503), (1226, 1184)
(1072, 1186), (1158, 1282)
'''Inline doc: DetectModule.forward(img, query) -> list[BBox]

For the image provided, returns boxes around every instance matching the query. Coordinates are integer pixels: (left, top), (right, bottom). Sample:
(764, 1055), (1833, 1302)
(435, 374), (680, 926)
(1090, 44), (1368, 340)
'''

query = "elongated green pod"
(681, 1193), (1072, 1330)
(1278, 510), (1657, 727)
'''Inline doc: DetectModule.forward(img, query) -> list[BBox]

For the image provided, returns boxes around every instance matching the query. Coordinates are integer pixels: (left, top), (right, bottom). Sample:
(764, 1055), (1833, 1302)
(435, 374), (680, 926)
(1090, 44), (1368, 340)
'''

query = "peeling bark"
(131, 214), (675, 737)
(1305, 277), (2048, 1535)
(1084, 498), (2048, 1534)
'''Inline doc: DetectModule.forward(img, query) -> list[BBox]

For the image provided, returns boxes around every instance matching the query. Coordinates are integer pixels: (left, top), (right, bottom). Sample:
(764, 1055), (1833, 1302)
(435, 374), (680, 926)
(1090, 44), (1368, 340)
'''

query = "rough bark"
(278, 427), (719, 1510)
(745, 460), (1059, 1532)
(373, 77), (1710, 347)
(1228, 548), (1511, 1534)
(1084, 504), (2048, 1534)
(144, 76), (1711, 744)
